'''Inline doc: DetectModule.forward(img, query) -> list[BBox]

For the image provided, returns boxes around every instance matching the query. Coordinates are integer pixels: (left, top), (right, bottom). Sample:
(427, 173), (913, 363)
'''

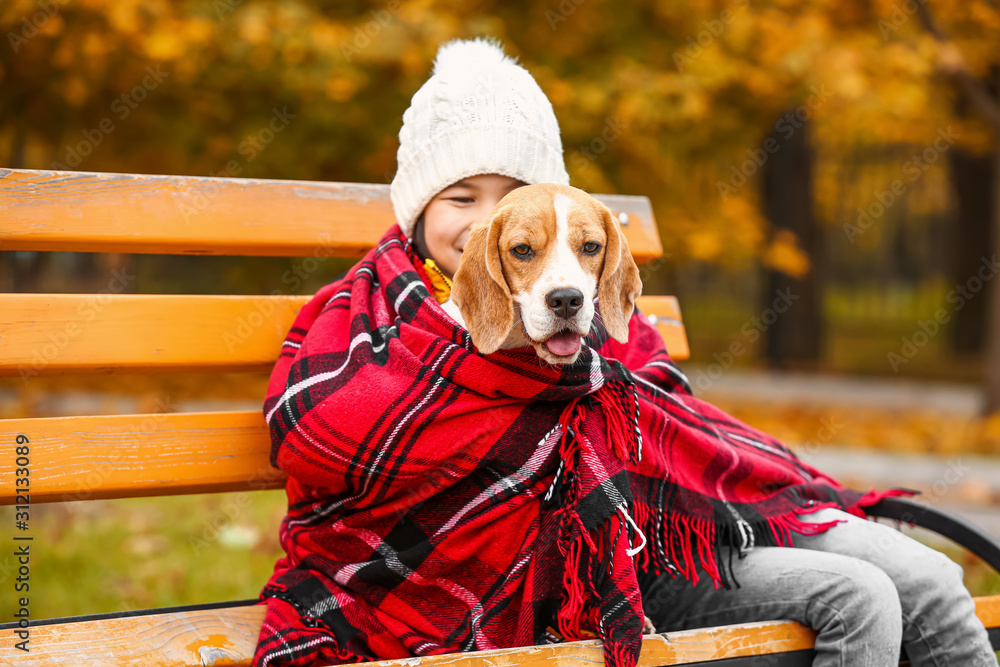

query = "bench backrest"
(0, 167), (688, 505)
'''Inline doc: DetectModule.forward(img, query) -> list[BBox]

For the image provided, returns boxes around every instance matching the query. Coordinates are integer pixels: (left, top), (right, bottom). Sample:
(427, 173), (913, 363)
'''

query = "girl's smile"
(421, 173), (527, 278)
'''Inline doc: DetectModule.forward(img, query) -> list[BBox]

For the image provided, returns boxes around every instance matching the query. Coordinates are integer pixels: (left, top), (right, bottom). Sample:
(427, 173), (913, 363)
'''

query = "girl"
(253, 37), (996, 667)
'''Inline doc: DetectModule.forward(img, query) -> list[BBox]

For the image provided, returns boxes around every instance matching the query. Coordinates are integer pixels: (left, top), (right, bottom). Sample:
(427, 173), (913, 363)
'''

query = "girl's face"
(422, 173), (527, 278)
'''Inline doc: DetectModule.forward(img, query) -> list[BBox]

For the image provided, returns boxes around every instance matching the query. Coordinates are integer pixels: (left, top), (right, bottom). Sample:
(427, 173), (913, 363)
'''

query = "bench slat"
(0, 169), (664, 263)
(642, 296), (689, 361)
(0, 410), (283, 504)
(0, 605), (265, 666)
(0, 294), (688, 378)
(0, 295), (685, 505)
(981, 593), (1000, 630)
(0, 294), (309, 377)
(4, 595), (997, 666)
(369, 622), (817, 666)
(0, 603), (818, 666)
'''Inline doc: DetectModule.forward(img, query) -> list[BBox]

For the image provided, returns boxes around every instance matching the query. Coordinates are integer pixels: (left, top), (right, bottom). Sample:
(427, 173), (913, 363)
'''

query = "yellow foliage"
(81, 32), (107, 60)
(310, 23), (340, 52)
(238, 14), (271, 46)
(686, 229), (724, 262)
(762, 229), (811, 279)
(970, 1), (1000, 30)
(183, 17), (215, 46)
(52, 35), (76, 68)
(883, 42), (934, 78)
(0, 0), (33, 20)
(144, 29), (186, 61)
(401, 48), (429, 76)
(38, 13), (63, 37)
(282, 41), (307, 66)
(326, 76), (359, 103)
(543, 77), (573, 107)
(106, 0), (142, 36)
(207, 135), (235, 160)
(577, 83), (607, 114)
(721, 196), (767, 252)
(249, 44), (274, 71)
(62, 76), (89, 107)
(742, 69), (782, 99)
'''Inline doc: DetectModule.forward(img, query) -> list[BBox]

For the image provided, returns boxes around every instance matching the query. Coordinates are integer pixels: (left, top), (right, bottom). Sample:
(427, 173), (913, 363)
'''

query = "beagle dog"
(443, 183), (655, 633)
(444, 183), (642, 365)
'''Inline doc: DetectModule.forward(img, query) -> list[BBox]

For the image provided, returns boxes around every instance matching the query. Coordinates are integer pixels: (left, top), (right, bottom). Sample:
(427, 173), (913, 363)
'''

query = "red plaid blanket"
(253, 225), (904, 667)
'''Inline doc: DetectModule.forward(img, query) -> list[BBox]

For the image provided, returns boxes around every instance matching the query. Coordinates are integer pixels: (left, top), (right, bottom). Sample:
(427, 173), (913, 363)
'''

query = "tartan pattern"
(253, 225), (905, 667)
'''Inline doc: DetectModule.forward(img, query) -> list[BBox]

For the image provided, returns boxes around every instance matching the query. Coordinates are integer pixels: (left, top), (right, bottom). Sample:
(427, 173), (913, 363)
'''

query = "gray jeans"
(639, 508), (997, 666)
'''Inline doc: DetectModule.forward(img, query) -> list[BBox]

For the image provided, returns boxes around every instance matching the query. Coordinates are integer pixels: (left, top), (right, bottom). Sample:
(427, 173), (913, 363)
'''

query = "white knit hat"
(390, 36), (570, 237)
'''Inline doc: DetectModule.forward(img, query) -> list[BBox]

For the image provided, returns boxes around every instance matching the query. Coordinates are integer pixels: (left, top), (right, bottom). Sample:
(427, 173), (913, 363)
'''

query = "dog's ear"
(597, 204), (642, 343)
(451, 207), (515, 354)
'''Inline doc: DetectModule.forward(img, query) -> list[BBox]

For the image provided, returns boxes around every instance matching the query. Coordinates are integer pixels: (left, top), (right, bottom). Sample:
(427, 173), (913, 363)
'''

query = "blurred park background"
(2, 0), (1000, 619)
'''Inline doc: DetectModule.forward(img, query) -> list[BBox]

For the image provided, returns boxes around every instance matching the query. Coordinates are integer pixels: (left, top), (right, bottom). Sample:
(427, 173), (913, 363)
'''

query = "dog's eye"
(582, 241), (601, 255)
(511, 244), (533, 259)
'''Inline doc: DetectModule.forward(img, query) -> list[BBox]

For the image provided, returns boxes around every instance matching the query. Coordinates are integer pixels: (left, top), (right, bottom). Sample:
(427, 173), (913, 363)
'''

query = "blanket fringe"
(607, 637), (639, 667)
(552, 389), (644, 667)
(555, 512), (603, 642)
(553, 397), (594, 641)
(591, 381), (642, 464)
(549, 379), (917, 667)
(557, 533), (587, 639)
(632, 486), (918, 590)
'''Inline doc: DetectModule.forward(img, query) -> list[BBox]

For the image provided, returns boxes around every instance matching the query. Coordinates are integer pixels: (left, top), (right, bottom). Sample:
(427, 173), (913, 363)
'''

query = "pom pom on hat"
(390, 37), (570, 238)
(432, 35), (520, 76)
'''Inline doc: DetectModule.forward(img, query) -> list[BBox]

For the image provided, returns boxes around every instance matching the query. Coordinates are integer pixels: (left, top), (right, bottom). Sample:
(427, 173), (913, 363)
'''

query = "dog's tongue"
(545, 330), (582, 356)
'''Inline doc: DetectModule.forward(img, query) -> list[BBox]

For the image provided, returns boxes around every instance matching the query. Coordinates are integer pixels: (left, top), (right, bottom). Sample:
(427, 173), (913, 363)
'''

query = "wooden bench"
(0, 167), (997, 666)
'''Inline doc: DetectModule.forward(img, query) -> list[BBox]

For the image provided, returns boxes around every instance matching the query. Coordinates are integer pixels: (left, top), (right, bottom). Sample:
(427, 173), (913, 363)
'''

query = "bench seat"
(1, 597), (997, 666)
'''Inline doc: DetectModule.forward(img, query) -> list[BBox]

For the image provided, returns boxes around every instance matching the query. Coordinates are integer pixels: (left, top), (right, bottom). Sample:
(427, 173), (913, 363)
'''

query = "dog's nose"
(546, 288), (584, 319)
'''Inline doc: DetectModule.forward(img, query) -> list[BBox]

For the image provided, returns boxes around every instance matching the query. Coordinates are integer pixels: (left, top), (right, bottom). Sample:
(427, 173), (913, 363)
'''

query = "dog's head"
(450, 183), (642, 365)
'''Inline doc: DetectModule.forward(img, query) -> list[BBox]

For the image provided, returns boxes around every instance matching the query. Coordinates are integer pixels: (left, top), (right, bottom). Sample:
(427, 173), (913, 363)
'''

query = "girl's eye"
(511, 244), (533, 258)
(448, 197), (474, 203)
(583, 241), (601, 254)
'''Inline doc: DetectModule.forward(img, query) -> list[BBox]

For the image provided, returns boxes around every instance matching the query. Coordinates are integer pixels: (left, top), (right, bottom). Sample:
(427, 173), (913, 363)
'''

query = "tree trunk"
(948, 149), (994, 355)
(984, 71), (1000, 415)
(760, 120), (823, 368)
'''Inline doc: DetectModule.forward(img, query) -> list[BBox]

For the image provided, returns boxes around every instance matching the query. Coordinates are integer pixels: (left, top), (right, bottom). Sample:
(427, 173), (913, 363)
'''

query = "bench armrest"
(866, 497), (1000, 575)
